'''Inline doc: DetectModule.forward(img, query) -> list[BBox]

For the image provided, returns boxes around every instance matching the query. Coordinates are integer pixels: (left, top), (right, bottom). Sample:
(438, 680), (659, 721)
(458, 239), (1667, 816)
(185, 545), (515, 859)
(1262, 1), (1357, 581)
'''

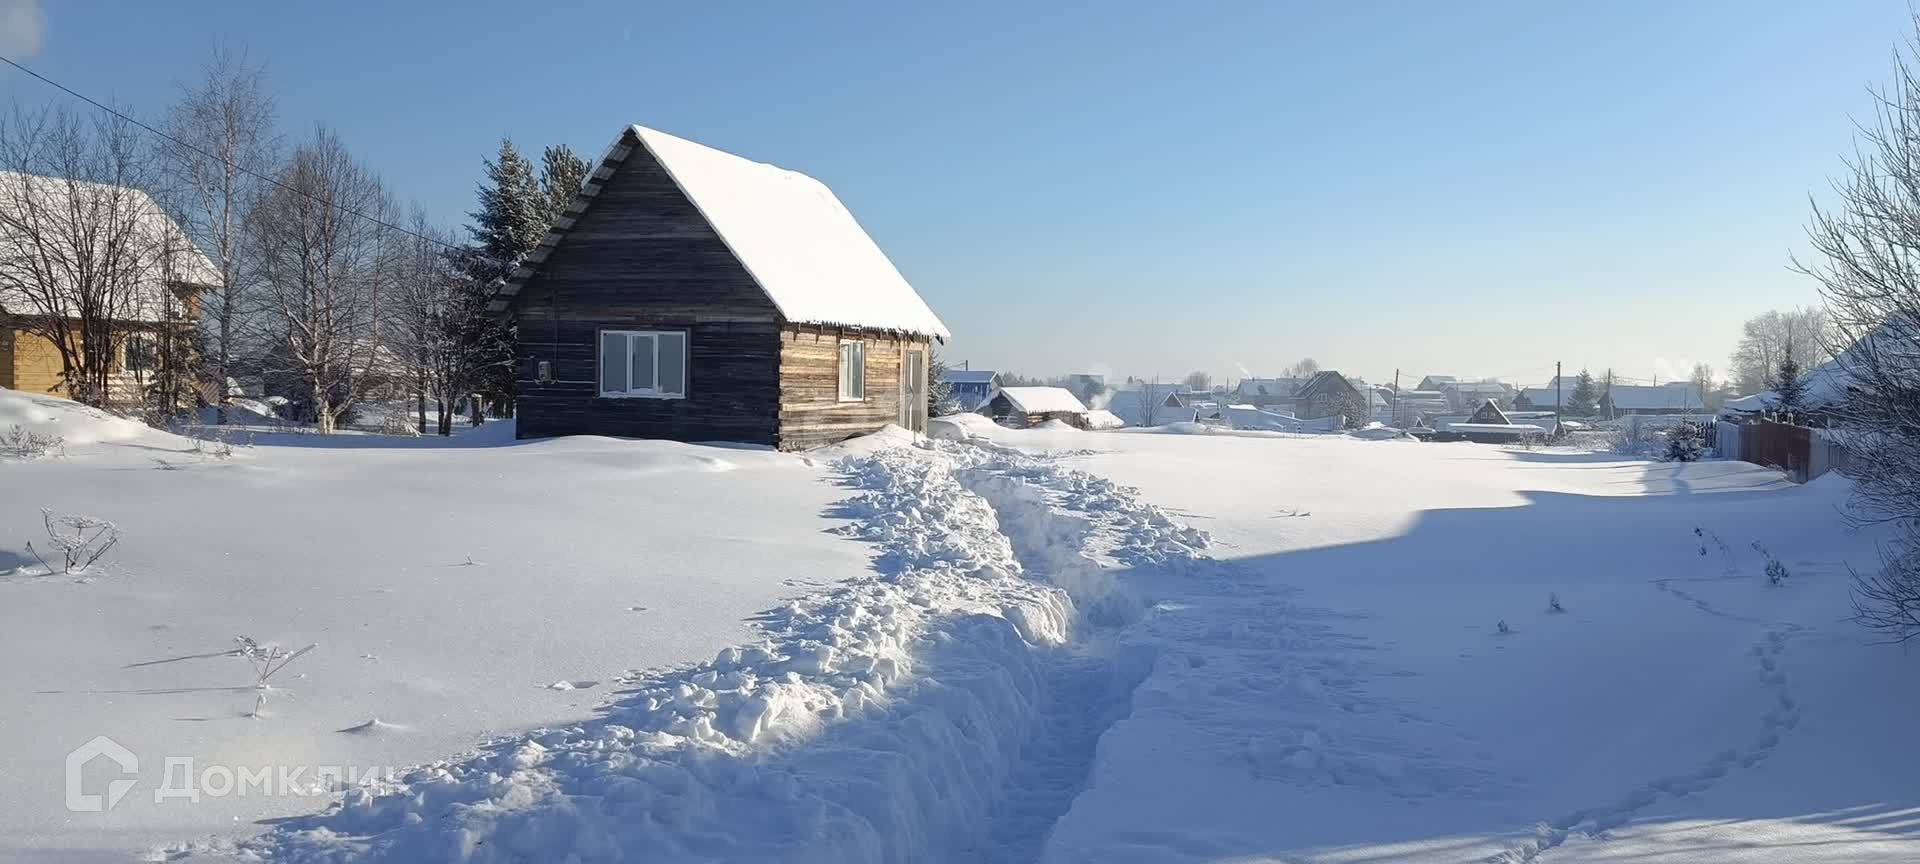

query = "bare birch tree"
(1794, 25), (1920, 642)
(1729, 308), (1833, 395)
(161, 48), (278, 422)
(389, 206), (473, 435)
(250, 127), (394, 433)
(0, 103), (177, 408)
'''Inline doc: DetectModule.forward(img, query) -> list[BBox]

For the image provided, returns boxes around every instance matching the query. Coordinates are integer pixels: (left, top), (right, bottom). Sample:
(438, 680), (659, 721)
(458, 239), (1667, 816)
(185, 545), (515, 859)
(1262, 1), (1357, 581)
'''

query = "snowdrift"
(1224, 404), (1343, 433)
(0, 387), (183, 448)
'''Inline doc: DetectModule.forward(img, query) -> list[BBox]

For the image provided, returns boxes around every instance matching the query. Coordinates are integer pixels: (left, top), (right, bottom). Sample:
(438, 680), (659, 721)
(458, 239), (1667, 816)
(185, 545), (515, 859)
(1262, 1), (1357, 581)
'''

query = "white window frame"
(838, 339), (866, 401)
(599, 329), (688, 399)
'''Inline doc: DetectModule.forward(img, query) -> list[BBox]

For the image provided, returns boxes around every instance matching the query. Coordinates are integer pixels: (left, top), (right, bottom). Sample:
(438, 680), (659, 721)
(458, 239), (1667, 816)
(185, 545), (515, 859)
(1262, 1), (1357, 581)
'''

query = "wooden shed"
(980, 386), (1088, 428)
(491, 125), (949, 450)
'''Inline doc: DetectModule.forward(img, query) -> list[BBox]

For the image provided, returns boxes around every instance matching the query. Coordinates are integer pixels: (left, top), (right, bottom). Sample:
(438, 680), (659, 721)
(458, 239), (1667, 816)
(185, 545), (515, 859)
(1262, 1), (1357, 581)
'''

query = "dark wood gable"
(1468, 399), (1510, 425)
(510, 131), (783, 444)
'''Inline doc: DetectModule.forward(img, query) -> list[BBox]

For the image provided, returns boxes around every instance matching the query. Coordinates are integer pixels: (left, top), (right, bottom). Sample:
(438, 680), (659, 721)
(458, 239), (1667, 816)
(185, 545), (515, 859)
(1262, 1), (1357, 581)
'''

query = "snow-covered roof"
(1236, 377), (1300, 398)
(493, 125), (948, 339)
(940, 369), (997, 385)
(1081, 408), (1124, 430)
(1295, 370), (1357, 398)
(987, 386), (1086, 415)
(1723, 329), (1909, 413)
(0, 171), (218, 323)
(1520, 381), (1702, 412)
(1106, 389), (1198, 425)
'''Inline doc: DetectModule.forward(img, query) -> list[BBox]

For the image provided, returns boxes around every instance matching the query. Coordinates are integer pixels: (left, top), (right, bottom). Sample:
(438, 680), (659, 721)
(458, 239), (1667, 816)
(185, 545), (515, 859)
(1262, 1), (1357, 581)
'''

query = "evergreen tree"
(470, 139), (545, 270)
(457, 139), (544, 420)
(1665, 421), (1705, 462)
(1565, 369), (1599, 416)
(1773, 344), (1806, 420)
(927, 348), (957, 417)
(539, 144), (590, 229)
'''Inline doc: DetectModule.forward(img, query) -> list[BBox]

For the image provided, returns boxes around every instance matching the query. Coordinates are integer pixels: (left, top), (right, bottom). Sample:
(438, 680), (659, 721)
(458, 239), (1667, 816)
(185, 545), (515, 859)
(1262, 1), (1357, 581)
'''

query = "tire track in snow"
(1489, 577), (1804, 863)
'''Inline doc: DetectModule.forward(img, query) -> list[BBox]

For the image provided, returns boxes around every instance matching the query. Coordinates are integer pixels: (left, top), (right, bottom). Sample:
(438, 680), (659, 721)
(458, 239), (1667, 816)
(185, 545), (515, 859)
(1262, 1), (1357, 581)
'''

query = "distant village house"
(940, 368), (999, 410)
(979, 385), (1089, 428)
(0, 172), (215, 408)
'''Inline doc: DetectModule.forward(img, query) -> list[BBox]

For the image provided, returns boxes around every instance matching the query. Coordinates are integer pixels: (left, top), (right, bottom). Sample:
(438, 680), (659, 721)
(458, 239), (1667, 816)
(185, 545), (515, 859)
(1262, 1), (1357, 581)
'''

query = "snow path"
(224, 439), (1206, 863)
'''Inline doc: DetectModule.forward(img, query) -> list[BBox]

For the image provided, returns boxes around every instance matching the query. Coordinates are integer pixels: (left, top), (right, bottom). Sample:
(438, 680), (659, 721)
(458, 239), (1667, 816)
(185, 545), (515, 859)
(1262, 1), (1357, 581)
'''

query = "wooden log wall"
(776, 324), (929, 450)
(512, 132), (783, 445)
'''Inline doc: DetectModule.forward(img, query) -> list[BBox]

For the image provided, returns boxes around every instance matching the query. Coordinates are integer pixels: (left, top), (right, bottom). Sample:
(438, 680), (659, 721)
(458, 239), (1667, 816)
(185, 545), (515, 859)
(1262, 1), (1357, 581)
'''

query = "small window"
(599, 330), (688, 398)
(124, 332), (157, 373)
(838, 340), (865, 401)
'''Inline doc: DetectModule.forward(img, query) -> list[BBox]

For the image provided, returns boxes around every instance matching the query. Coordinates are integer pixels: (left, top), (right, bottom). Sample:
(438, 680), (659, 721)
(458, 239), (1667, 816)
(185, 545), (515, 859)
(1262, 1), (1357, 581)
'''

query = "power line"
(0, 52), (466, 254)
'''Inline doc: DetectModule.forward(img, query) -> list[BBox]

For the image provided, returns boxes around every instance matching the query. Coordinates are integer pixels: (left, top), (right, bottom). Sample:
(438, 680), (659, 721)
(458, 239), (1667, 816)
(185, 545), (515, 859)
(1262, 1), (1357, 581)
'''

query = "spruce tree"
(457, 139), (544, 421)
(539, 144), (591, 229)
(1773, 344), (1806, 420)
(1666, 420), (1705, 462)
(470, 139), (545, 272)
(927, 348), (957, 417)
(1565, 370), (1599, 416)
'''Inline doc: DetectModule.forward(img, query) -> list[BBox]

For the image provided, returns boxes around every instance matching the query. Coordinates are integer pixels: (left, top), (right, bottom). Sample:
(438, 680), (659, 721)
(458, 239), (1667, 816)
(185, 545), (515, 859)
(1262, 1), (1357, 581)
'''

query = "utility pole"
(1392, 367), (1400, 427)
(1554, 361), (1563, 427)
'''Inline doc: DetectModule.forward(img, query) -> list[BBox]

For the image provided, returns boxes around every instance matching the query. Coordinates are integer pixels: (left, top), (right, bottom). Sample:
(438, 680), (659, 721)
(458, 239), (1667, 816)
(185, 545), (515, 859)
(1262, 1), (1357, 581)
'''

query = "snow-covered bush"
(1547, 593), (1565, 613)
(0, 425), (64, 460)
(1753, 542), (1790, 586)
(30, 509), (120, 574)
(1606, 424), (1665, 458)
(1665, 421), (1706, 462)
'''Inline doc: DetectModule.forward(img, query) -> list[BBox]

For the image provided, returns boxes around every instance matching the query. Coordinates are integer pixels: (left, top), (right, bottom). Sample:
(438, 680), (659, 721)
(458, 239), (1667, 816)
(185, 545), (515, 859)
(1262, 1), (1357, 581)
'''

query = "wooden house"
(0, 172), (215, 406)
(1294, 370), (1365, 423)
(980, 386), (1087, 428)
(1234, 377), (1302, 411)
(490, 125), (949, 450)
(940, 369), (998, 410)
(1106, 386), (1194, 427)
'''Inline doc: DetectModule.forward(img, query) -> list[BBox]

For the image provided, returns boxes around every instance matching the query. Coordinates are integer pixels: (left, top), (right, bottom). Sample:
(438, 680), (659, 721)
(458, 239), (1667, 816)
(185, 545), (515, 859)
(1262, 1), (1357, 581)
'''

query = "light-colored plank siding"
(11, 327), (67, 395)
(776, 325), (928, 450)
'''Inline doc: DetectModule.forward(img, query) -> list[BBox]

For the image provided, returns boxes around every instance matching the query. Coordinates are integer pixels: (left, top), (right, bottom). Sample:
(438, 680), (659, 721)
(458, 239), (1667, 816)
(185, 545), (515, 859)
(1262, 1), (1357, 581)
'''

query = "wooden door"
(902, 349), (925, 432)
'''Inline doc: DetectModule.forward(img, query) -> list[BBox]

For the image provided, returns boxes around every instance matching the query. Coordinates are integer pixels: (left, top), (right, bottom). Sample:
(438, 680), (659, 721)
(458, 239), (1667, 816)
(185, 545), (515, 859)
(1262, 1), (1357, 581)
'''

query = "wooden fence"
(1714, 419), (1845, 483)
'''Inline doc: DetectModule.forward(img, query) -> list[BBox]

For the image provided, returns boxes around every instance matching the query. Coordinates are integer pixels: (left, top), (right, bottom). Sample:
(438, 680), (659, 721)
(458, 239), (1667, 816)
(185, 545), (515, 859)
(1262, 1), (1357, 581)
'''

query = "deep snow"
(0, 389), (873, 860)
(7, 388), (1920, 862)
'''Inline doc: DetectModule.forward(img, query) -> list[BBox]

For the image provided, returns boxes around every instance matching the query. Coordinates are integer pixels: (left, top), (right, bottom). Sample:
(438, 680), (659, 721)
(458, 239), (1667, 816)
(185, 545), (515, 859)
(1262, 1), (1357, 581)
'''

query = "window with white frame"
(838, 339), (865, 400)
(599, 330), (687, 398)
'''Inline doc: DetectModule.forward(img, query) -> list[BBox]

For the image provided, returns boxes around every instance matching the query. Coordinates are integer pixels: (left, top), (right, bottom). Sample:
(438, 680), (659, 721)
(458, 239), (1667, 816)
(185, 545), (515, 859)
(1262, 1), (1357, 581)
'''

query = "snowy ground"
(0, 390), (871, 861)
(5, 391), (1918, 862)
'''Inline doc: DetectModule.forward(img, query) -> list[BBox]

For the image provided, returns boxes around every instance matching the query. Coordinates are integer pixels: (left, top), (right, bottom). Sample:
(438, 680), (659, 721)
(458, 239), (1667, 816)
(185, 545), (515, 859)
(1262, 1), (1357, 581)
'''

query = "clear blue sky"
(3, 0), (1910, 389)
